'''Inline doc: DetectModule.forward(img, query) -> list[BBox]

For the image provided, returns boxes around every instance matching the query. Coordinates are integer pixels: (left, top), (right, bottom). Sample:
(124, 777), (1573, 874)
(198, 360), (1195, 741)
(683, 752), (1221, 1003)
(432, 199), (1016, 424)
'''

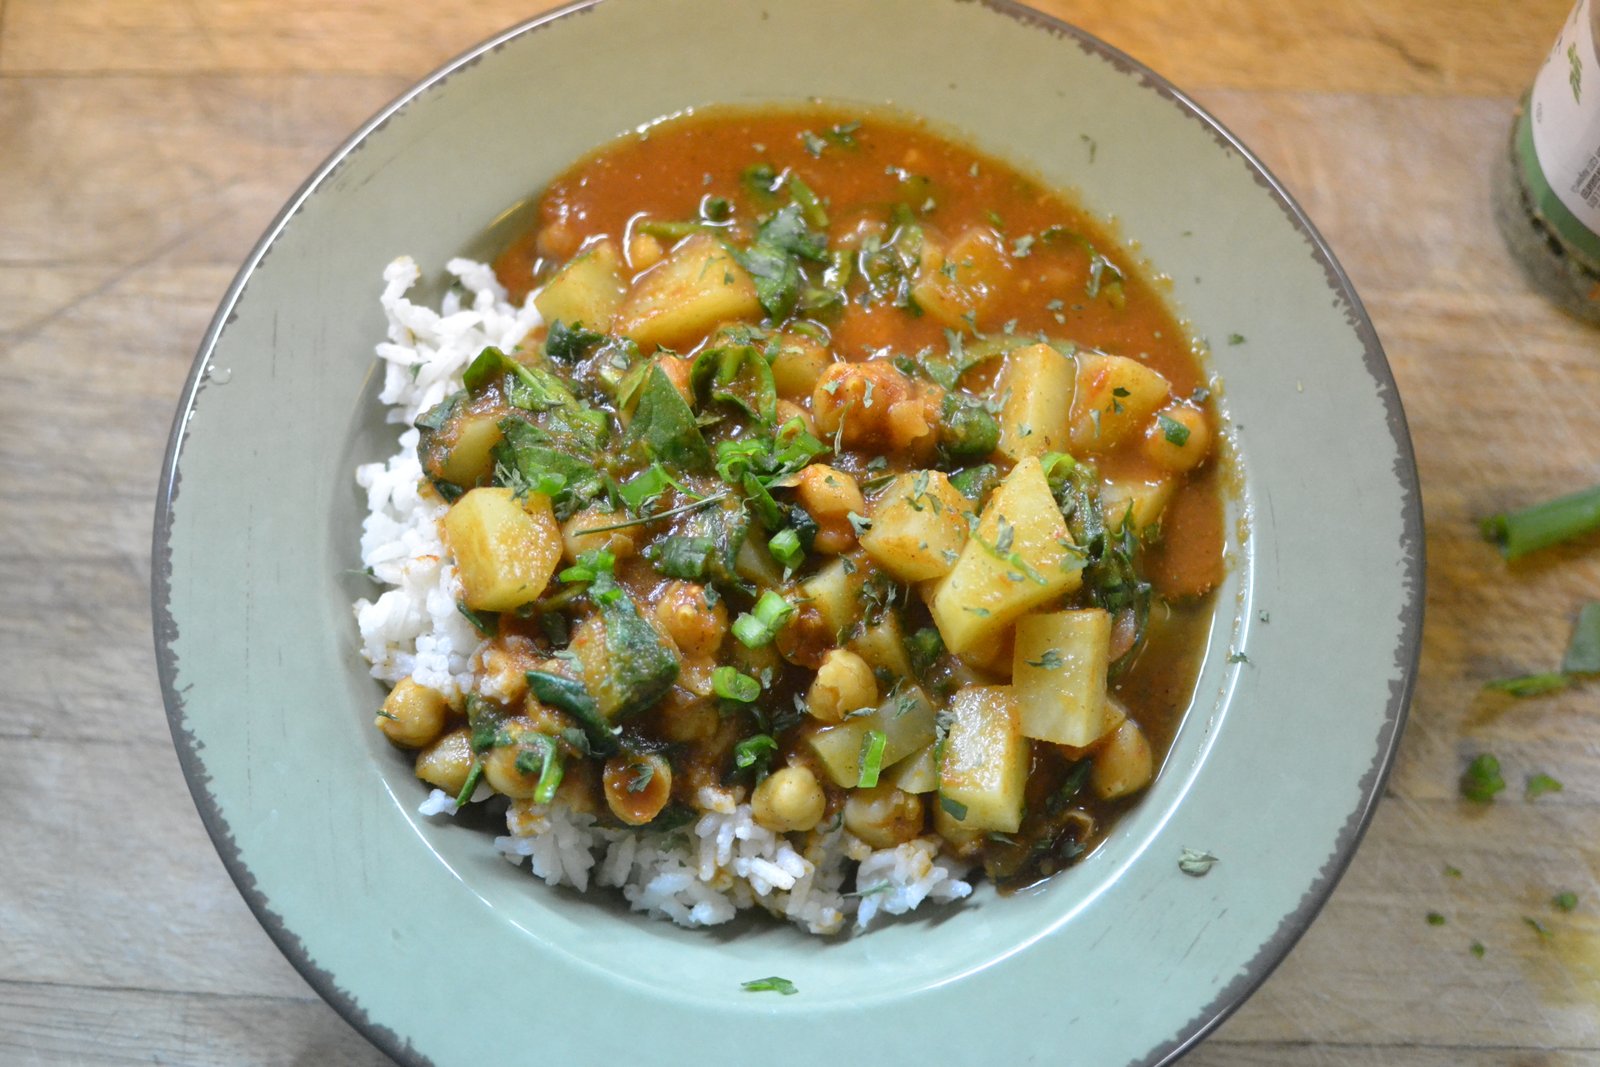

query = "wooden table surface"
(5, 1), (1600, 1063)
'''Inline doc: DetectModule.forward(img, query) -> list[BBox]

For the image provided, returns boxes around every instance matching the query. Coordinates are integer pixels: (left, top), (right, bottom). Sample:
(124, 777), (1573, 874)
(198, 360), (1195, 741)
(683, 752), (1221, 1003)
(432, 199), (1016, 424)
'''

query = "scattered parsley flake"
(1525, 916), (1553, 941)
(1426, 911), (1447, 926)
(1526, 772), (1564, 799)
(1227, 333), (1246, 345)
(1027, 648), (1065, 670)
(1554, 891), (1579, 912)
(1460, 753), (1506, 804)
(1444, 864), (1463, 879)
(1470, 941), (1486, 958)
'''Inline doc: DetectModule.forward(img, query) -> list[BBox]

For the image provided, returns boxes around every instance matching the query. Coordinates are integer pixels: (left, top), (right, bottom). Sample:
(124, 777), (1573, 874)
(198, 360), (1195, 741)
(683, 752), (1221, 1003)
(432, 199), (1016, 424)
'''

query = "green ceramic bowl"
(154, 1), (1422, 1063)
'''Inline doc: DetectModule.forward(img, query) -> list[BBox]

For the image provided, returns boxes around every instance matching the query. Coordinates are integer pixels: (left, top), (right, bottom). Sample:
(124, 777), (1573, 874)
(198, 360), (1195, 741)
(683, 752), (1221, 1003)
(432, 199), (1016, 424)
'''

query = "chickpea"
(1090, 718), (1154, 800)
(770, 335), (832, 400)
(653, 580), (728, 659)
(775, 398), (818, 437)
(535, 219), (579, 261)
(603, 753), (674, 826)
(655, 687), (720, 744)
(806, 649), (879, 723)
(376, 678), (449, 748)
(751, 765), (827, 833)
(561, 506), (638, 564)
(1141, 403), (1210, 474)
(414, 727), (474, 795)
(481, 720), (554, 800)
(627, 230), (664, 273)
(843, 784), (926, 849)
(478, 635), (543, 705)
(793, 463), (866, 554)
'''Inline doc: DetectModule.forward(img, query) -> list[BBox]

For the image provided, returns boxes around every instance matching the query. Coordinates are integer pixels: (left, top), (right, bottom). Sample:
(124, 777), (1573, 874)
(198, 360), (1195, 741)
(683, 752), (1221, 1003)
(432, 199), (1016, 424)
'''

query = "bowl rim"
(151, 1), (1425, 1063)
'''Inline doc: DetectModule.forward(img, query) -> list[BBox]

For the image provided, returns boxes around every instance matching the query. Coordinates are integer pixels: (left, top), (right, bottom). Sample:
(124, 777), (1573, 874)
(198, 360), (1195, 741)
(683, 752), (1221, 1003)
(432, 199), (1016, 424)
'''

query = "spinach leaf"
(624, 365), (712, 472)
(690, 343), (778, 425)
(735, 204), (828, 321)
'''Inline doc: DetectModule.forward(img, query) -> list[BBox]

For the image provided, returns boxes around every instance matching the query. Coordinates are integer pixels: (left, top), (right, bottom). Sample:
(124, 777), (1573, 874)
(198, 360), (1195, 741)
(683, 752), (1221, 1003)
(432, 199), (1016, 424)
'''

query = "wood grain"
(5, 1), (1599, 1063)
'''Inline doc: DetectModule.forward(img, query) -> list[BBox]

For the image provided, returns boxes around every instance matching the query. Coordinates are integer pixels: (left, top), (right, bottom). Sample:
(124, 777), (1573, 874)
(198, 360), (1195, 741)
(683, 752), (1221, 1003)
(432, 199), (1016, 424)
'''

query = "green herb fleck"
(1526, 772), (1564, 800)
(1179, 848), (1219, 877)
(1460, 753), (1506, 804)
(1426, 911), (1447, 926)
(857, 729), (888, 788)
(1554, 891), (1579, 912)
(742, 976), (798, 995)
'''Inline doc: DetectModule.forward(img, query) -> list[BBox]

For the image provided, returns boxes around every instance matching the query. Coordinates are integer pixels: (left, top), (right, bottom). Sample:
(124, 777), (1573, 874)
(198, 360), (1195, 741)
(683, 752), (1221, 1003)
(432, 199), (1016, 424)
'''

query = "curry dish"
(363, 105), (1224, 921)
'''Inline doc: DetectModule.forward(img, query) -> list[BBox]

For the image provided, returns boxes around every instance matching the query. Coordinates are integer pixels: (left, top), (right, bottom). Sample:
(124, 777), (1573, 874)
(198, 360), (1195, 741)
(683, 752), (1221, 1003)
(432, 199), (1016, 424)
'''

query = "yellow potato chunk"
(938, 686), (1028, 833)
(1099, 475), (1173, 536)
(1012, 609), (1115, 747)
(442, 487), (562, 612)
(534, 238), (626, 331)
(437, 413), (504, 488)
(807, 685), (938, 788)
(847, 612), (915, 681)
(615, 233), (761, 351)
(1069, 353), (1171, 452)
(929, 456), (1084, 656)
(798, 555), (869, 642)
(994, 343), (1075, 461)
(860, 471), (971, 582)
(884, 743), (938, 794)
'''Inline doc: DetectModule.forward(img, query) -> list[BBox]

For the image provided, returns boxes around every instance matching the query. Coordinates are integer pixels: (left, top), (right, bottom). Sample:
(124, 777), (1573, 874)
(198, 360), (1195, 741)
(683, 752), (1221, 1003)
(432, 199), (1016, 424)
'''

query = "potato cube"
(929, 456), (1084, 655)
(847, 612), (914, 681)
(534, 239), (626, 332)
(1012, 609), (1115, 746)
(442, 487), (562, 612)
(885, 743), (938, 794)
(911, 228), (1010, 331)
(995, 343), (1075, 461)
(615, 233), (761, 351)
(1069, 353), (1171, 452)
(807, 685), (938, 788)
(1099, 475), (1173, 536)
(798, 555), (869, 642)
(437, 412), (504, 488)
(860, 471), (971, 582)
(938, 686), (1028, 833)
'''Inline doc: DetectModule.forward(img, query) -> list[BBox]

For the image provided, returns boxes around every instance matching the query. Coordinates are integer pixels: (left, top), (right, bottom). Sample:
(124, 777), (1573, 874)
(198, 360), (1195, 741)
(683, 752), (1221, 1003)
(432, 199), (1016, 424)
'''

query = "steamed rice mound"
(355, 257), (970, 934)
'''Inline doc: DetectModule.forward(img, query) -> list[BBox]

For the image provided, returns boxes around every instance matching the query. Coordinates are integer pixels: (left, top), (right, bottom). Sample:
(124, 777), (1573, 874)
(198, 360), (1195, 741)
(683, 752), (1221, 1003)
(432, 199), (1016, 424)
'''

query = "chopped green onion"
(734, 734), (778, 771)
(1482, 483), (1600, 560)
(768, 527), (805, 570)
(713, 666), (762, 703)
(741, 976), (798, 995)
(733, 591), (796, 648)
(1459, 753), (1505, 804)
(857, 729), (887, 788)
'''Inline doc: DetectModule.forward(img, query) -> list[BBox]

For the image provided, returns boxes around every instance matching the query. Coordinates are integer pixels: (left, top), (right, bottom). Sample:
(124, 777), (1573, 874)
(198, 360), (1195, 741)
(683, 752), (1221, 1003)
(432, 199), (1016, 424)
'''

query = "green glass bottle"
(1495, 0), (1600, 325)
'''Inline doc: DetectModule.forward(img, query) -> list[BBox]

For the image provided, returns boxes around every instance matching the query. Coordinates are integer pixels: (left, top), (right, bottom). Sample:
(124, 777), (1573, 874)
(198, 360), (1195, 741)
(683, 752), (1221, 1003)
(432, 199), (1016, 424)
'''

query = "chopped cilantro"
(1554, 891), (1579, 912)
(1526, 772), (1564, 799)
(713, 666), (762, 703)
(939, 795), (968, 821)
(1459, 753), (1506, 804)
(1426, 911), (1447, 926)
(1026, 648), (1065, 670)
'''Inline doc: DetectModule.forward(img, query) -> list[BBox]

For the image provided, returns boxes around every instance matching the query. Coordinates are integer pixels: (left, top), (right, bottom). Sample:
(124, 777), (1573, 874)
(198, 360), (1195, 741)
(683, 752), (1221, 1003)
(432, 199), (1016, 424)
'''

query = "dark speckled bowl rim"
(152, 1), (1424, 1063)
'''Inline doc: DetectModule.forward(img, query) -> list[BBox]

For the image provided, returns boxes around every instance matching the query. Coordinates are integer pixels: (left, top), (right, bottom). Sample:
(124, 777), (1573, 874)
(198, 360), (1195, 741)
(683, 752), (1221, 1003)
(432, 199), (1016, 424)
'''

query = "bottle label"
(1531, 0), (1600, 237)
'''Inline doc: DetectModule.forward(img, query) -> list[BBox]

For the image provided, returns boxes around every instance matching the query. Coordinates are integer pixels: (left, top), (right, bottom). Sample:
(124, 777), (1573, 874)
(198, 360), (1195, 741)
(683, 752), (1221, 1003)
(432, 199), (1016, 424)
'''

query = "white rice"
(354, 257), (972, 933)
